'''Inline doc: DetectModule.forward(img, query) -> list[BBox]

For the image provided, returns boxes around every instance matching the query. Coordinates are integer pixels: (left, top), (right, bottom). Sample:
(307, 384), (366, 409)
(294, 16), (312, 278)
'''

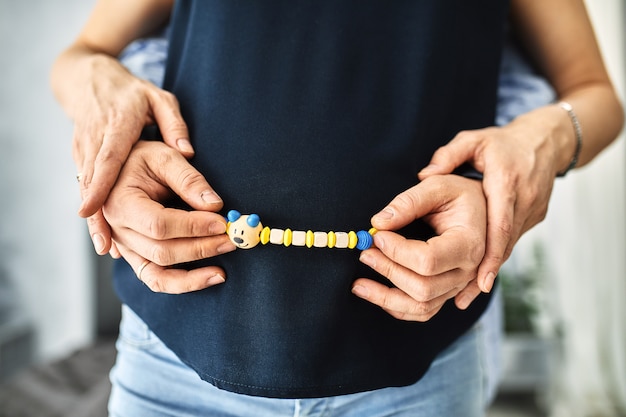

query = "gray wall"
(0, 0), (98, 363)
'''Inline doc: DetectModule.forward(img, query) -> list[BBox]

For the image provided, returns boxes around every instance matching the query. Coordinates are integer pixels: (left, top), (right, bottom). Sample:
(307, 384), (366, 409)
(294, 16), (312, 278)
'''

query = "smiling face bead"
(226, 210), (263, 249)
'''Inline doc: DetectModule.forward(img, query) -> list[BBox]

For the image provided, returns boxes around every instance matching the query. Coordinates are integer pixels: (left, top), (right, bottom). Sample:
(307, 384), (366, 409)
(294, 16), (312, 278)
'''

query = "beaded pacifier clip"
(226, 210), (376, 251)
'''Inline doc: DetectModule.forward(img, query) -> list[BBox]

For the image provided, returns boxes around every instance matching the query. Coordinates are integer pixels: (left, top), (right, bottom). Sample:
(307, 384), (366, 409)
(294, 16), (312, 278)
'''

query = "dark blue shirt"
(114, 0), (509, 398)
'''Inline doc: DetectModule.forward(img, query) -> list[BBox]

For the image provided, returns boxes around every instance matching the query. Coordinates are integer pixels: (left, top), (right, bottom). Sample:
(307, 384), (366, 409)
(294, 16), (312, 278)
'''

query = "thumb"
(371, 178), (443, 231)
(152, 148), (223, 212)
(418, 133), (478, 179)
(149, 89), (194, 159)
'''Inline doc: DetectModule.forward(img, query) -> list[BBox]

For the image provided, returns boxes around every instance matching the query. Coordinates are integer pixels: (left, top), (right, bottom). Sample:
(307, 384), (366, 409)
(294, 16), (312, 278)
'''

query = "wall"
(0, 0), (97, 363)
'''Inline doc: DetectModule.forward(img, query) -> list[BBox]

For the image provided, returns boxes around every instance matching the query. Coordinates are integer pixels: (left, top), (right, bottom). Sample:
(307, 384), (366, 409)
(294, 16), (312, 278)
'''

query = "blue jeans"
(108, 304), (492, 417)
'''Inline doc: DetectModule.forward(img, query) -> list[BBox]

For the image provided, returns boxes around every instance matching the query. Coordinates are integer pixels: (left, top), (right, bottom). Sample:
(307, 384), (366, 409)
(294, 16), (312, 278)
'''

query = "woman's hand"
(418, 105), (569, 306)
(67, 54), (194, 256)
(50, 0), (179, 255)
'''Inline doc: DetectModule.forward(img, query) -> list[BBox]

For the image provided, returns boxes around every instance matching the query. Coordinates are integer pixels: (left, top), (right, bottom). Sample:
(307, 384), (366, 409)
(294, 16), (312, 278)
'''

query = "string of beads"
(226, 210), (376, 251)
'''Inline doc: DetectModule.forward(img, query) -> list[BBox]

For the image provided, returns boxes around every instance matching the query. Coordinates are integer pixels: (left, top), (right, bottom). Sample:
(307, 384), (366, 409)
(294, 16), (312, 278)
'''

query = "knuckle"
(409, 280), (435, 303)
(143, 276), (164, 293)
(467, 240), (486, 266)
(393, 192), (417, 212)
(158, 89), (179, 104)
(494, 216), (514, 237)
(145, 215), (169, 240)
(410, 301), (434, 317)
(415, 252), (438, 276)
(150, 245), (174, 266)
(95, 146), (125, 169)
(176, 167), (204, 191)
(405, 303), (436, 322)
(163, 118), (188, 134)
(379, 290), (395, 311)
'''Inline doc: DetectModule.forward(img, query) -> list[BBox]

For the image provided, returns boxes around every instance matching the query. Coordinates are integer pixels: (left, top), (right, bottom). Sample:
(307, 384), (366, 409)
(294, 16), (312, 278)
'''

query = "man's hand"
(102, 141), (236, 294)
(352, 175), (487, 321)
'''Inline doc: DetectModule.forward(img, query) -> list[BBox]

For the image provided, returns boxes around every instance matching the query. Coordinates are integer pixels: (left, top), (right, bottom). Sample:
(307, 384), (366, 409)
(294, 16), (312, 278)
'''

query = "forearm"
(50, 0), (173, 117)
(508, 84), (623, 176)
(511, 0), (624, 174)
(559, 84), (623, 169)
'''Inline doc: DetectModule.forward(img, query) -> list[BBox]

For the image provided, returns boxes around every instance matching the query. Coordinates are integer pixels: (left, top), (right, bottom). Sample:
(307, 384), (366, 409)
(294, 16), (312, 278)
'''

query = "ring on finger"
(136, 259), (150, 281)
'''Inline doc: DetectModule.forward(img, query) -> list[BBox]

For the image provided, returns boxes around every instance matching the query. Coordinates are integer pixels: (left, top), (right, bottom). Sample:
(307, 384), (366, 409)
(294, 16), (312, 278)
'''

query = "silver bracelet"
(556, 101), (583, 177)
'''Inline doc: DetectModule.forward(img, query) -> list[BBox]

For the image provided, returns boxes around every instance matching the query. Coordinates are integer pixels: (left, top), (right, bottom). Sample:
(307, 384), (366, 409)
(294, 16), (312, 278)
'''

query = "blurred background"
(0, 1), (624, 416)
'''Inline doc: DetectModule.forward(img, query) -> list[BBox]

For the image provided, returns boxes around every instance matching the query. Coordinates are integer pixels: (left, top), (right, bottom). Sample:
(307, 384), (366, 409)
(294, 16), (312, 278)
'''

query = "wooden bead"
(269, 228), (284, 245)
(292, 230), (306, 246)
(334, 232), (349, 248)
(313, 232), (328, 248)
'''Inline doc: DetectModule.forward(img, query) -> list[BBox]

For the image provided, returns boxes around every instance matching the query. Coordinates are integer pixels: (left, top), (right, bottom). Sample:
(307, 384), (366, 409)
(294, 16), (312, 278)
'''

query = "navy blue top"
(114, 0), (509, 398)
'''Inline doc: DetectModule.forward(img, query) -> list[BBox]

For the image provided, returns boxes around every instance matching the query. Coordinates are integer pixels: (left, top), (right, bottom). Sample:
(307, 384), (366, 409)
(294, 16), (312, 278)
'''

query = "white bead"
(313, 232), (328, 248)
(334, 232), (349, 248)
(291, 230), (306, 246)
(269, 228), (284, 245)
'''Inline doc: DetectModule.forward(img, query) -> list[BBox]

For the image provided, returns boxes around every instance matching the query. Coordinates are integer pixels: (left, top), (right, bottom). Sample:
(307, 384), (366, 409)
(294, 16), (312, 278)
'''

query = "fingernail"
(359, 252), (376, 268)
(374, 207), (394, 221)
(209, 221), (227, 235)
(457, 293), (473, 310)
(92, 233), (105, 254)
(207, 273), (226, 286)
(419, 164), (438, 175)
(201, 191), (222, 205)
(373, 234), (385, 250)
(352, 285), (369, 299)
(177, 138), (194, 153)
(482, 272), (496, 293)
(217, 241), (236, 254)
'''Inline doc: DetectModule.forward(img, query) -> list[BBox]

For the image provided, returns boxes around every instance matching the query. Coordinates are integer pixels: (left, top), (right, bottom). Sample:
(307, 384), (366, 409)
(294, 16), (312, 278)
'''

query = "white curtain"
(517, 1), (626, 415)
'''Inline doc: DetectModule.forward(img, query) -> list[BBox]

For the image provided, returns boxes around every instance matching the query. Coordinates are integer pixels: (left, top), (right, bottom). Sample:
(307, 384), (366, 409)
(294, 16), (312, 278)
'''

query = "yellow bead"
(368, 227), (378, 236)
(306, 230), (314, 248)
(260, 227), (271, 245)
(283, 229), (292, 247)
(348, 231), (358, 249)
(327, 231), (336, 248)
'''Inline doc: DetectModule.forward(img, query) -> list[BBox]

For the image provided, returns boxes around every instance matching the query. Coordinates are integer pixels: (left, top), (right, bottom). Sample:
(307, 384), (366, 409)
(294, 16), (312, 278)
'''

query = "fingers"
(366, 230), (482, 278)
(86, 209), (113, 255)
(352, 277), (459, 322)
(476, 173), (516, 292)
(79, 132), (134, 217)
(370, 178), (442, 231)
(101, 141), (233, 266)
(117, 242), (226, 294)
(148, 89), (194, 158)
(149, 148), (223, 212)
(74, 82), (193, 219)
(356, 175), (487, 320)
(111, 221), (235, 266)
(359, 244), (475, 298)
(418, 131), (481, 179)
(454, 279), (483, 310)
(105, 193), (229, 240)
